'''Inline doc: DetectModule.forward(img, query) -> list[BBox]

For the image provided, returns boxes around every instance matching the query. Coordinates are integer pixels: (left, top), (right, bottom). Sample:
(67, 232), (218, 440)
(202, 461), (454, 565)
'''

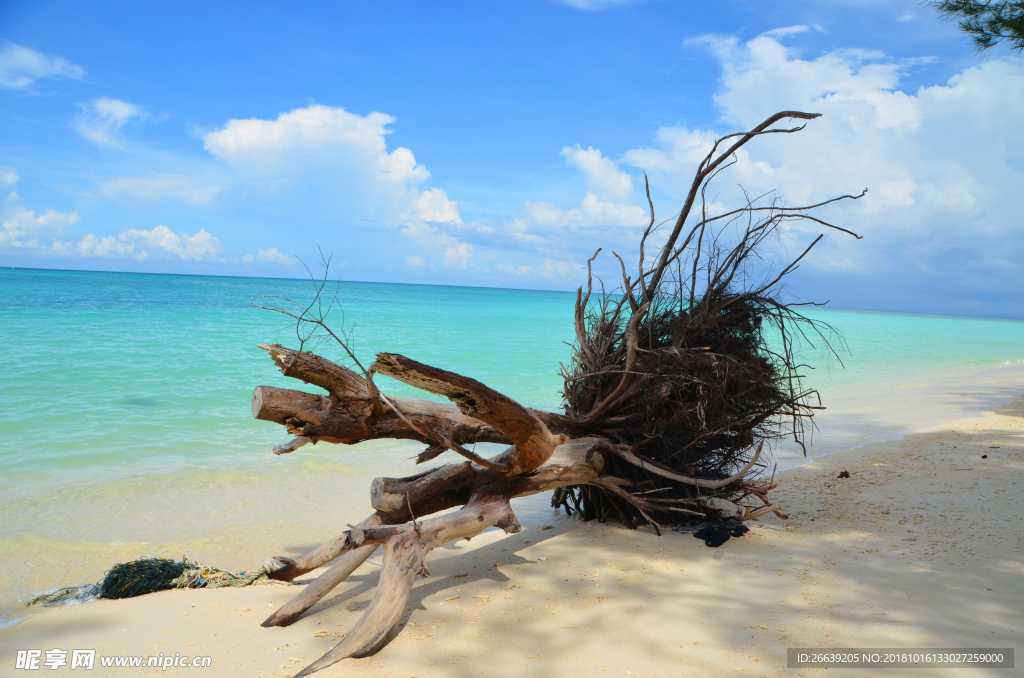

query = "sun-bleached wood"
(293, 488), (521, 677)
(267, 514), (382, 583)
(262, 542), (380, 628)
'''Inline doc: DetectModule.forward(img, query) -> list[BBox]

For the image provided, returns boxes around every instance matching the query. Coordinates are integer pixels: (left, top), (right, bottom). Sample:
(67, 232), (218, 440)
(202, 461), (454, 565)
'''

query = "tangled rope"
(27, 557), (286, 608)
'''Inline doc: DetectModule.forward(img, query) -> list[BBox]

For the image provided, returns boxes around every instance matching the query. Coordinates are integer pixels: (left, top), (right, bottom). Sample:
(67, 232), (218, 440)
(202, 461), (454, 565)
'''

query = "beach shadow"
(993, 397), (1024, 417)
(330, 416), (1024, 678)
(281, 526), (568, 627)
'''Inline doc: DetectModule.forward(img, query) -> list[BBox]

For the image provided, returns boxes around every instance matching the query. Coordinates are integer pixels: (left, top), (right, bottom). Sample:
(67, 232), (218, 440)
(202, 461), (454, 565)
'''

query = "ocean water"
(1, 267), (1023, 625)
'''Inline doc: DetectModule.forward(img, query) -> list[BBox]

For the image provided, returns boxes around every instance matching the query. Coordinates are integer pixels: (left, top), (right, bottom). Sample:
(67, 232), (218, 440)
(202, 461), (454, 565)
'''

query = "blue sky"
(1, 0), (1022, 317)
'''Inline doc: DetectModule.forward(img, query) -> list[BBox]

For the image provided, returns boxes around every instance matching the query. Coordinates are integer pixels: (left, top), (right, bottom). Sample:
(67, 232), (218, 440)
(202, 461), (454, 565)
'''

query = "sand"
(2, 398), (1021, 677)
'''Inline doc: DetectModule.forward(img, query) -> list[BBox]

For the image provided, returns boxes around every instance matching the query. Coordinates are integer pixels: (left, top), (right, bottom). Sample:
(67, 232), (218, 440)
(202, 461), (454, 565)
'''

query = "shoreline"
(3, 369), (1021, 628)
(2, 397), (1021, 676)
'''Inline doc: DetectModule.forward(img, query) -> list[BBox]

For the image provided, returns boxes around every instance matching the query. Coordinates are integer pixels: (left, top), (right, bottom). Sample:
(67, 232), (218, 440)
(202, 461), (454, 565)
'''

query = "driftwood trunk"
(253, 344), (777, 677)
(250, 111), (861, 677)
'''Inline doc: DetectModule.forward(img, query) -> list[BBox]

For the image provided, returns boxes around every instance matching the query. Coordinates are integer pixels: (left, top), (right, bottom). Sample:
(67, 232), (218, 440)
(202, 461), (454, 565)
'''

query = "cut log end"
(370, 477), (406, 512)
(251, 386), (265, 419)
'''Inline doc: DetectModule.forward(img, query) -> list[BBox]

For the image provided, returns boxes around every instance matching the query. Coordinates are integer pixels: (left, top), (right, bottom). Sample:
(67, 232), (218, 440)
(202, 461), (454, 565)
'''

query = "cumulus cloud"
(98, 174), (224, 206)
(0, 42), (84, 89)
(443, 242), (474, 269)
(73, 97), (147, 148)
(199, 104), (449, 234)
(242, 247), (294, 265)
(512, 193), (647, 232)
(413, 187), (461, 224)
(84, 103), (473, 272)
(52, 225), (221, 261)
(561, 145), (634, 202)
(500, 258), (585, 280)
(502, 144), (648, 247)
(2, 166), (225, 264)
(53, 233), (135, 258)
(1, 170), (79, 249)
(432, 137), (652, 281)
(341, 130), (634, 278)
(203, 104), (428, 183)
(122, 225), (220, 260)
(401, 220), (477, 270)
(195, 104), (486, 271)
(623, 31), (1024, 313)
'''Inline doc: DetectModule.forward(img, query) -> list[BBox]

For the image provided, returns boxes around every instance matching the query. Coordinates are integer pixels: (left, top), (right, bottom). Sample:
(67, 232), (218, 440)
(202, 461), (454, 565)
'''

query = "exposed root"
(293, 488), (520, 677)
(262, 543), (380, 628)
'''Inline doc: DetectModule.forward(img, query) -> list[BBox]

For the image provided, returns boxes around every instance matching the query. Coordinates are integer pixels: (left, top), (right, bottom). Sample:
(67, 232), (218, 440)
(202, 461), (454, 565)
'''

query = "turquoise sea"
(2, 267), (1023, 626)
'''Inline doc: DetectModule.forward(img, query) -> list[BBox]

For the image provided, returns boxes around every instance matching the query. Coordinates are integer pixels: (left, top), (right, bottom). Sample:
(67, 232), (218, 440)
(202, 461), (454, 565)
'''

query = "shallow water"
(1, 267), (1022, 625)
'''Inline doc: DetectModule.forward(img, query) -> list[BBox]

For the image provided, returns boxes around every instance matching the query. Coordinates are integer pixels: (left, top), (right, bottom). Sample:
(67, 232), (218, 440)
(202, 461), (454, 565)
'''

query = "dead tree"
(251, 111), (863, 677)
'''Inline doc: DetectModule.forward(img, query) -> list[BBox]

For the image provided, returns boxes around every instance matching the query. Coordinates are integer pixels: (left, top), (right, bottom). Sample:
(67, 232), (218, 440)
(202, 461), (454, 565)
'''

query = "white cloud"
(242, 247), (293, 265)
(54, 233), (136, 258)
(199, 104), (441, 231)
(761, 25), (811, 38)
(98, 174), (224, 206)
(1, 205), (79, 248)
(514, 193), (647, 231)
(73, 97), (147, 148)
(0, 42), (84, 89)
(381, 144), (643, 284)
(52, 225), (220, 260)
(1, 166), (224, 263)
(624, 32), (1024, 311)
(500, 258), (585, 280)
(623, 126), (719, 173)
(119, 225), (220, 260)
(401, 220), (478, 270)
(561, 145), (635, 202)
(203, 104), (428, 183)
(197, 104), (483, 271)
(443, 242), (474, 269)
(498, 143), (648, 249)
(85, 104), (473, 270)
(1, 171), (79, 249)
(413, 187), (461, 224)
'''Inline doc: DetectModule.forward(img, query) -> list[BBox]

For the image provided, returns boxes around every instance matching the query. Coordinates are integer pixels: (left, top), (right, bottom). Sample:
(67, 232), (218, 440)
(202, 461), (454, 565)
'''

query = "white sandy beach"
(2, 398), (1021, 677)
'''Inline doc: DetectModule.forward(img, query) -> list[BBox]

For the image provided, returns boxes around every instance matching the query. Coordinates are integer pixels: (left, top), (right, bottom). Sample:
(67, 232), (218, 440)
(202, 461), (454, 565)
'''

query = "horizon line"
(4, 264), (1023, 324)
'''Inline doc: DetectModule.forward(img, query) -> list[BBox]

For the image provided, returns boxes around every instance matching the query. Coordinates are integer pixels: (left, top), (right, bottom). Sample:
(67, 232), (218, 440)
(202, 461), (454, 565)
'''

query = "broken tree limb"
(251, 384), (512, 446)
(273, 436), (310, 455)
(369, 437), (606, 525)
(260, 343), (368, 398)
(372, 353), (569, 474)
(604, 441), (765, 489)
